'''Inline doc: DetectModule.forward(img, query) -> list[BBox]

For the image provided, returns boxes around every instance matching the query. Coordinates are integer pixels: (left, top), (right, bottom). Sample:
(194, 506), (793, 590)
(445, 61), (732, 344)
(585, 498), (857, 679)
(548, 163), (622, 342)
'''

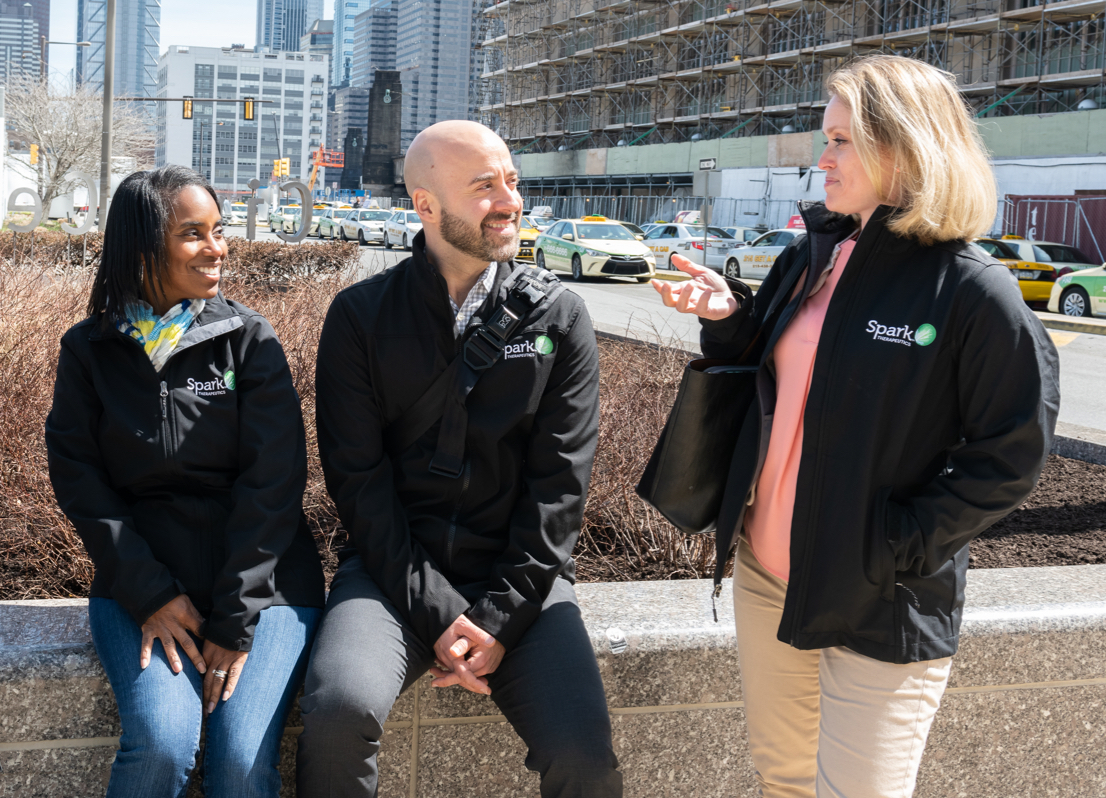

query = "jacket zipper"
(444, 459), (471, 570)
(160, 381), (170, 460)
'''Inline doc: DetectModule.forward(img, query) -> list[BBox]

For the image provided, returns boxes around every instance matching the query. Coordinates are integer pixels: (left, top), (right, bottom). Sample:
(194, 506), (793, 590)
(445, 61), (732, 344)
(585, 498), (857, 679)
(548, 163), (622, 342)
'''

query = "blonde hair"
(826, 55), (997, 246)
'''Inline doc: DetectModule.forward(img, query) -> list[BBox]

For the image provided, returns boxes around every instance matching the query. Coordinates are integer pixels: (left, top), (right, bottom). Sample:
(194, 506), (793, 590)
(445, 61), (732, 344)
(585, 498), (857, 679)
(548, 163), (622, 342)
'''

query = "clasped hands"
(140, 593), (249, 715)
(430, 614), (506, 696)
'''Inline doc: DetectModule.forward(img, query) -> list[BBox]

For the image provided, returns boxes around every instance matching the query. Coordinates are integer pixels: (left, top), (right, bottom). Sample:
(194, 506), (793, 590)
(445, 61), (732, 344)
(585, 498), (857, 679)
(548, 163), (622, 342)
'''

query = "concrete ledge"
(3, 564), (1106, 797)
(1052, 421), (1106, 466)
(1035, 311), (1106, 336)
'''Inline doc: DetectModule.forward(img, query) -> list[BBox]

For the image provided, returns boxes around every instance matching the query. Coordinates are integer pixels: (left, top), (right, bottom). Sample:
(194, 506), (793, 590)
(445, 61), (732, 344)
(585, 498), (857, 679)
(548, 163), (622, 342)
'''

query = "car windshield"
(1033, 244), (1091, 263)
(520, 218), (537, 230)
(975, 240), (1019, 259)
(620, 222), (645, 236)
(332, 210), (351, 219)
(363, 210), (391, 221)
(406, 212), (421, 224)
(286, 209), (301, 218)
(577, 224), (636, 241)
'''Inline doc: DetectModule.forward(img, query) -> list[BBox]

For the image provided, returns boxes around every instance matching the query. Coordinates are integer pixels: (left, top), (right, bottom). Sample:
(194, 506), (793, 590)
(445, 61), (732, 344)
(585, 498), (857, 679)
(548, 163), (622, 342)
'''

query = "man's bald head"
(405, 121), (510, 196)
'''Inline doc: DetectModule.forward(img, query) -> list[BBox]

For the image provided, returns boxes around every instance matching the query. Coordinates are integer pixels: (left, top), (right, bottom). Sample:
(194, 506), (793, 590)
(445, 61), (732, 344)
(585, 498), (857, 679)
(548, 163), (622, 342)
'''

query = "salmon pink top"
(744, 237), (857, 581)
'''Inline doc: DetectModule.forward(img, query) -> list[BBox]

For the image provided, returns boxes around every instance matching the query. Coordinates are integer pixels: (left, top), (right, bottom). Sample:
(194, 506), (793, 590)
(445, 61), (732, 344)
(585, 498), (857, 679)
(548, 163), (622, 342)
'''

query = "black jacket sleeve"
(315, 292), (472, 646)
(46, 332), (180, 625)
(466, 301), (600, 650)
(884, 263), (1061, 575)
(205, 316), (309, 652)
(699, 248), (794, 360)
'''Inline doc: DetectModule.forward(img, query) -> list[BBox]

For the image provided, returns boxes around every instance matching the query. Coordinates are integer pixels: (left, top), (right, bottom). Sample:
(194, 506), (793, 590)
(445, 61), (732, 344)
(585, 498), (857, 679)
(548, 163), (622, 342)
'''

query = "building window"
(264, 68), (282, 82)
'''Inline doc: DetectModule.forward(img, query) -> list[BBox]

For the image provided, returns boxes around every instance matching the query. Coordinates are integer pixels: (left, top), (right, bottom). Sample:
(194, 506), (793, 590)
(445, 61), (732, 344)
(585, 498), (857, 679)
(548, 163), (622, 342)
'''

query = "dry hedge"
(0, 234), (707, 599)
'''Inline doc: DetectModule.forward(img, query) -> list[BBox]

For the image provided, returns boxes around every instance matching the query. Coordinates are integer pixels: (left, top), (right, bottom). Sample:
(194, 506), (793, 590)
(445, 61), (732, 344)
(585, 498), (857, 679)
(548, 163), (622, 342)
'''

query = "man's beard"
(440, 205), (519, 263)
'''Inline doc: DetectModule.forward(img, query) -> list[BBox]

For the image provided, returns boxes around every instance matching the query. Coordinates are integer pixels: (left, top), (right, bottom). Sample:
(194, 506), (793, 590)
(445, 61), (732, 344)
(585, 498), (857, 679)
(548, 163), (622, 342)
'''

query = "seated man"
(298, 120), (622, 798)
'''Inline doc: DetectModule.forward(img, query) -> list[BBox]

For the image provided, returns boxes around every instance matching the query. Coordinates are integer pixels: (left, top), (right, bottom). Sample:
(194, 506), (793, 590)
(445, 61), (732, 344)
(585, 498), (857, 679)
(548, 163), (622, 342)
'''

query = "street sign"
(692, 170), (722, 197)
(699, 157), (717, 170)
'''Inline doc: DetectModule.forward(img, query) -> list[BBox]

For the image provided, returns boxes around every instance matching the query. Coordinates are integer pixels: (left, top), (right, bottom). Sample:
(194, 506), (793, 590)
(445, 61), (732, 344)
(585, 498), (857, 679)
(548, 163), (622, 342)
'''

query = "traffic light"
(183, 96), (193, 119)
(280, 158), (290, 177)
(29, 144), (39, 165)
(273, 159), (281, 178)
(243, 97), (255, 121)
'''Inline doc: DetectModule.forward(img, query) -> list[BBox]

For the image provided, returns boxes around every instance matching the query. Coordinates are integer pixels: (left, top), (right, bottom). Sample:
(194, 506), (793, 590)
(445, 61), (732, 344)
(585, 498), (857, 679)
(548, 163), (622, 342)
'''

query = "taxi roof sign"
(581, 215), (607, 221)
(1001, 234), (1025, 240)
(786, 215), (806, 229)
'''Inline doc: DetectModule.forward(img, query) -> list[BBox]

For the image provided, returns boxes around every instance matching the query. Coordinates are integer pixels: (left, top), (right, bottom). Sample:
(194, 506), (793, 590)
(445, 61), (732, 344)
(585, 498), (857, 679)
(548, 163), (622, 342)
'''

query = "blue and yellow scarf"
(118, 298), (206, 372)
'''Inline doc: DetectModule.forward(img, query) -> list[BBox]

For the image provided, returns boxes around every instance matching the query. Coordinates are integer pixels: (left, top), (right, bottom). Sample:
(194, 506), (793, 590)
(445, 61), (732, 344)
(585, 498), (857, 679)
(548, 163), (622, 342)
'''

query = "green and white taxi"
(1048, 265), (1106, 317)
(534, 216), (656, 282)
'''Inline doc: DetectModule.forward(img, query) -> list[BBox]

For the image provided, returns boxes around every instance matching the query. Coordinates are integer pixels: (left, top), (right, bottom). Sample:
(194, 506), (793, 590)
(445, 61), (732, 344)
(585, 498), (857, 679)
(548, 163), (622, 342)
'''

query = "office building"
(396, 0), (478, 150)
(0, 1), (41, 81)
(350, 0), (395, 89)
(300, 18), (333, 59)
(332, 0), (371, 87)
(155, 45), (328, 194)
(77, 0), (160, 99)
(257, 0), (324, 54)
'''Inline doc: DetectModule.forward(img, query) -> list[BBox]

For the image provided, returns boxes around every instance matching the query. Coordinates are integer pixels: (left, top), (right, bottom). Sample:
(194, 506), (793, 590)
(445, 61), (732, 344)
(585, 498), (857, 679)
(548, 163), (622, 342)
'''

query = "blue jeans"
(89, 598), (321, 798)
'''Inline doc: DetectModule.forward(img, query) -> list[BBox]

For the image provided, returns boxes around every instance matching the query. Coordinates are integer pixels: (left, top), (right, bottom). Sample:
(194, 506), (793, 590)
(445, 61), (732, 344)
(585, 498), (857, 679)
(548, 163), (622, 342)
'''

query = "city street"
(228, 227), (1106, 433)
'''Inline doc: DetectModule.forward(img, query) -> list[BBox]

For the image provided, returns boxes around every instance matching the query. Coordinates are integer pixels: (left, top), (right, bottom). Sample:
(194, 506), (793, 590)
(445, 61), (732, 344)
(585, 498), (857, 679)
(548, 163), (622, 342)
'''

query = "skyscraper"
(350, 0), (395, 90)
(257, 0), (324, 54)
(77, 0), (160, 99)
(299, 18), (333, 59)
(0, 1), (42, 82)
(332, 0), (370, 87)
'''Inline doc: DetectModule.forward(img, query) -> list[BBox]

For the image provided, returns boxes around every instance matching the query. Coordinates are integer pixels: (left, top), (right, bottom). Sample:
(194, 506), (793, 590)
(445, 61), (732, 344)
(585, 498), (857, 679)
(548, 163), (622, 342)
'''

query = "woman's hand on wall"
(139, 593), (207, 674)
(651, 254), (739, 320)
(201, 640), (250, 715)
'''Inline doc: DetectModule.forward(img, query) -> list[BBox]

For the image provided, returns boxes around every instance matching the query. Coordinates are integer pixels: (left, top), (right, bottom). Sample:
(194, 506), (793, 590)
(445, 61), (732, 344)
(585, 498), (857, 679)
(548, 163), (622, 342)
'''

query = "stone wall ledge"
(3, 564), (1106, 797)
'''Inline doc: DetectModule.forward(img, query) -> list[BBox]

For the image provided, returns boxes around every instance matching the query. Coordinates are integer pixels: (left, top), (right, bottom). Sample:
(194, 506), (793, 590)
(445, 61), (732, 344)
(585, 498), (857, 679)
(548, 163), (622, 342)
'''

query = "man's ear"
(412, 188), (437, 225)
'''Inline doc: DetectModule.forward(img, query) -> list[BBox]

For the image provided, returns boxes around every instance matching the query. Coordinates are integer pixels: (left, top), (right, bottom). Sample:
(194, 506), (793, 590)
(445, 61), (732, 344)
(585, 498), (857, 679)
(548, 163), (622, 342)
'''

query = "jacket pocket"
(865, 486), (896, 602)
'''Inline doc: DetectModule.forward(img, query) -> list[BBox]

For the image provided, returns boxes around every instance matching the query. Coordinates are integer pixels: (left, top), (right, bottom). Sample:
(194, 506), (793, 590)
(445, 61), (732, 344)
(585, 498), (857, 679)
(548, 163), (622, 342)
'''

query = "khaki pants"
(733, 538), (951, 798)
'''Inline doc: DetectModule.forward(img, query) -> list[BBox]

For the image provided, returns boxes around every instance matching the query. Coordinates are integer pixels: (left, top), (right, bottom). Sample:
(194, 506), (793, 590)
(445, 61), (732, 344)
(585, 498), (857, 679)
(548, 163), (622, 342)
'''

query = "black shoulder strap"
(381, 263), (565, 476)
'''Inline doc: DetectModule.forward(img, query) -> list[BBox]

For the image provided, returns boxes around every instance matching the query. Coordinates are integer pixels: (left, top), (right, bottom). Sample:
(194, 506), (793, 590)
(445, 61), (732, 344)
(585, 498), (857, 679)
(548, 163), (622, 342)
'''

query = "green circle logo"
(914, 324), (936, 347)
(535, 335), (554, 355)
(224, 370), (236, 390)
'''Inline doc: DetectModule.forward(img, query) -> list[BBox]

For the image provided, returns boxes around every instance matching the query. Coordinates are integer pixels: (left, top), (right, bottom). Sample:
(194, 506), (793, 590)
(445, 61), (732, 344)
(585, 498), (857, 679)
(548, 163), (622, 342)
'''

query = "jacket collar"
(87, 292), (240, 342)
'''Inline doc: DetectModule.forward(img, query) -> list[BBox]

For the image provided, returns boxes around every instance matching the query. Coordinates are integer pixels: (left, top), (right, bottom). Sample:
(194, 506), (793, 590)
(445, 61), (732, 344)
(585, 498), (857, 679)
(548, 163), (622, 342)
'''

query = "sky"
(46, 0), (335, 87)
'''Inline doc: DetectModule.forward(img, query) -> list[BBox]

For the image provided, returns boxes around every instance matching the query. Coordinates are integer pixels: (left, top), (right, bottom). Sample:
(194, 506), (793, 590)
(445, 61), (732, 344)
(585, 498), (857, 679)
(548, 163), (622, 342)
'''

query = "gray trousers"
(296, 556), (622, 798)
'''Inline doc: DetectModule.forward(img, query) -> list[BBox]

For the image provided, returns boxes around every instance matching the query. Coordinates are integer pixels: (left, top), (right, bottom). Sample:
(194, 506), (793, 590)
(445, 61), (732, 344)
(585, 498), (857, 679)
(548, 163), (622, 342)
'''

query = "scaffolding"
(478, 0), (1106, 152)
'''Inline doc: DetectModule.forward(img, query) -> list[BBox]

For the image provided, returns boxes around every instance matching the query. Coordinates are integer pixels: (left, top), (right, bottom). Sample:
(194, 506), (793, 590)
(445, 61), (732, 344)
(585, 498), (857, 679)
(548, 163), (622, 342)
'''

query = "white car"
(341, 208), (393, 245)
(384, 210), (423, 251)
(723, 228), (806, 280)
(720, 226), (765, 244)
(225, 202), (249, 226)
(643, 223), (737, 271)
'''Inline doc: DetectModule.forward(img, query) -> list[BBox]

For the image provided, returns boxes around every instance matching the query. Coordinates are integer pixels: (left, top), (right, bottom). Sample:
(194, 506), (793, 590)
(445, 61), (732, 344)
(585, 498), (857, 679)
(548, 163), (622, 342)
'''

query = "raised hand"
(139, 593), (207, 675)
(651, 253), (739, 320)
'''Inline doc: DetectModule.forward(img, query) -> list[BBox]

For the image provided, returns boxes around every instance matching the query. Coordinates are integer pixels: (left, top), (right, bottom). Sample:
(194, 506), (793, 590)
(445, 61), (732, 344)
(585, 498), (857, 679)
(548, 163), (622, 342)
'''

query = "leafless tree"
(4, 75), (156, 213)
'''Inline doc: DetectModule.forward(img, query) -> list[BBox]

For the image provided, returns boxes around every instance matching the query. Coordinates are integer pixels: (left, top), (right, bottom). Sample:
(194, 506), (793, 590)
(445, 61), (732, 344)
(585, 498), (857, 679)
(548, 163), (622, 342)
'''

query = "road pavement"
(228, 227), (1106, 433)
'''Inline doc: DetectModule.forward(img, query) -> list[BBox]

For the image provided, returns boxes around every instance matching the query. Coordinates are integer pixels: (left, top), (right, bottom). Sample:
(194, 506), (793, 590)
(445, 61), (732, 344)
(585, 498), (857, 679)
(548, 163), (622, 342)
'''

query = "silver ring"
(212, 669), (228, 679)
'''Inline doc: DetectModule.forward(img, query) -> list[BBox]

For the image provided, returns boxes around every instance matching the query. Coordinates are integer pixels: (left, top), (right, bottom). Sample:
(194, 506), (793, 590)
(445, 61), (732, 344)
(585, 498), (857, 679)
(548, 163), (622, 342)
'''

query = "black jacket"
(315, 233), (599, 650)
(703, 202), (1060, 664)
(46, 295), (325, 652)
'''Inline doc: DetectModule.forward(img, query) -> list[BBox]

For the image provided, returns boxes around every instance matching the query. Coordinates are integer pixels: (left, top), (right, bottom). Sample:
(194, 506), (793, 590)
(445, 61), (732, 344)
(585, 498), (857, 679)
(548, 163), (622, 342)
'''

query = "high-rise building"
(332, 0), (371, 87)
(396, 0), (477, 150)
(155, 45), (328, 195)
(350, 0), (396, 90)
(300, 18), (333, 59)
(325, 84), (370, 187)
(257, 0), (324, 54)
(77, 0), (160, 99)
(0, 1), (42, 82)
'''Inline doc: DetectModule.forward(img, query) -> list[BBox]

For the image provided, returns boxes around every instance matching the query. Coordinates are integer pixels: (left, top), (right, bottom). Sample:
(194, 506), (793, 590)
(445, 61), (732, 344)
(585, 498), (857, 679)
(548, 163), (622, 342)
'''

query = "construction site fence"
(520, 195), (802, 230)
(1002, 196), (1106, 263)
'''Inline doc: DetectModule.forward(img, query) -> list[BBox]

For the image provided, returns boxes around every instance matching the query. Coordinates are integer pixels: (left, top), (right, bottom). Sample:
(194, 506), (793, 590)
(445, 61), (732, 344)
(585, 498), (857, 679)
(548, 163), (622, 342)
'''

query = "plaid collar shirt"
(449, 263), (497, 337)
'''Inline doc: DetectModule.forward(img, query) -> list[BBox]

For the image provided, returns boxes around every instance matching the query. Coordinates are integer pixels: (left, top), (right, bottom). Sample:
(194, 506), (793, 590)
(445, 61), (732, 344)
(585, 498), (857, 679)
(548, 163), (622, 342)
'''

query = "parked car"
(974, 237), (1063, 304)
(1049, 265), (1106, 317)
(617, 220), (647, 239)
(719, 226), (765, 244)
(384, 210), (424, 250)
(643, 223), (736, 271)
(340, 208), (393, 244)
(268, 205), (302, 234)
(534, 216), (656, 282)
(316, 207), (354, 239)
(225, 202), (249, 226)
(517, 217), (541, 261)
(997, 236), (1099, 277)
(722, 228), (805, 280)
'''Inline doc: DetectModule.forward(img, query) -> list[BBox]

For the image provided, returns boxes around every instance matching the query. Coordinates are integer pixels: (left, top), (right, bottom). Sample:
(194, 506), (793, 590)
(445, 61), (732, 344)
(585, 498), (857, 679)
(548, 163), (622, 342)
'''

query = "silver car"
(643, 223), (736, 271)
(384, 210), (423, 251)
(723, 228), (806, 280)
(341, 208), (393, 245)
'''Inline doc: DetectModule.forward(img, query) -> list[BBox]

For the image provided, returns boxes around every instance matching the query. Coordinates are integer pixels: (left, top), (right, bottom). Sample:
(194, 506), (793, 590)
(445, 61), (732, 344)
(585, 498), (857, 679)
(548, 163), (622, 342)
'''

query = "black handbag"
(636, 240), (809, 535)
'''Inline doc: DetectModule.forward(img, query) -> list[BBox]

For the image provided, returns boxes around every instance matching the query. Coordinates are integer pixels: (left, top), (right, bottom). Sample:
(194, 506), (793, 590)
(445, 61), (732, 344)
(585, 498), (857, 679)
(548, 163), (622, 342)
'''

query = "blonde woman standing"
(653, 56), (1060, 797)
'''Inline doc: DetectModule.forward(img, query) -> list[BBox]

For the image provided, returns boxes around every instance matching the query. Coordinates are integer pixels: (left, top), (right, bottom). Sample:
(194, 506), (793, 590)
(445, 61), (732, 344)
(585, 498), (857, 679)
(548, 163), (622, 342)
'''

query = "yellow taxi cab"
(973, 237), (1057, 304)
(517, 217), (541, 261)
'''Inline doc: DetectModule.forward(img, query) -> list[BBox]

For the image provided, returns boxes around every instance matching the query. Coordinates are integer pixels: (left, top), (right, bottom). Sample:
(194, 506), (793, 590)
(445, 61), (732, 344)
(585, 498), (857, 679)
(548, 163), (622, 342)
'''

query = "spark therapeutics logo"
(866, 320), (937, 347)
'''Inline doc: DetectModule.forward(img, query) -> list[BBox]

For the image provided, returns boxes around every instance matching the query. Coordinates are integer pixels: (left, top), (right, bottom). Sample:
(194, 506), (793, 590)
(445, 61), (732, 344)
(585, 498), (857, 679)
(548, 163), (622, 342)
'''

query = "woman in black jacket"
(653, 56), (1059, 797)
(46, 166), (325, 797)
